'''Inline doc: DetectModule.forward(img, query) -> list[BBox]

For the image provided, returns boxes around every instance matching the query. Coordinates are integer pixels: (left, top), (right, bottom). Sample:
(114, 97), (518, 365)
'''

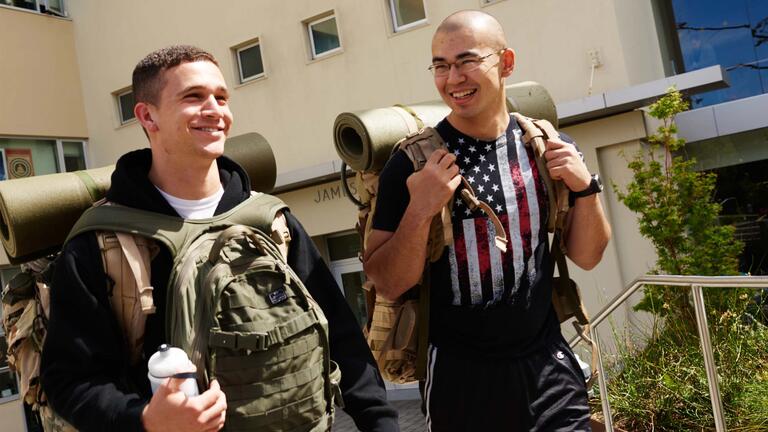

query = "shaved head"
(434, 10), (507, 50)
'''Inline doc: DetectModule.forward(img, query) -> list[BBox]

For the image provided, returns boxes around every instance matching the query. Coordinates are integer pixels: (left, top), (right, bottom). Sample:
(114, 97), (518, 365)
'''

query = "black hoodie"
(40, 149), (399, 431)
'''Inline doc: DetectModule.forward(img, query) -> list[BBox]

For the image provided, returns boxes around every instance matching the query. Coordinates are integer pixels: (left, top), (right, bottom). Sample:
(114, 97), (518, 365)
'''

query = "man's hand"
(544, 138), (591, 192)
(405, 149), (461, 219)
(142, 378), (227, 432)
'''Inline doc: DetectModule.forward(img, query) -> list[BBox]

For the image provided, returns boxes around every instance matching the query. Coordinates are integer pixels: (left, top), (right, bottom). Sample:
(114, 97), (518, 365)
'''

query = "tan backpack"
(357, 113), (597, 386)
(0, 232), (156, 432)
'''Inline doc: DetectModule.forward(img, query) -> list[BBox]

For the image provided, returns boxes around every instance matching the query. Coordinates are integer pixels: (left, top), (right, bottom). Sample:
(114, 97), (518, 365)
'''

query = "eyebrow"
(432, 51), (481, 63)
(178, 85), (229, 98)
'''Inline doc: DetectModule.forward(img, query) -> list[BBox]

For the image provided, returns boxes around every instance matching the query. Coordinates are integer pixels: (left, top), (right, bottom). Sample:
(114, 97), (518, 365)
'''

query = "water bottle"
(147, 344), (200, 397)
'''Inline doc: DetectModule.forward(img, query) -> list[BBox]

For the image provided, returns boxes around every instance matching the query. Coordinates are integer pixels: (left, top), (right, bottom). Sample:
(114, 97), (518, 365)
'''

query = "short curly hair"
(132, 45), (219, 105)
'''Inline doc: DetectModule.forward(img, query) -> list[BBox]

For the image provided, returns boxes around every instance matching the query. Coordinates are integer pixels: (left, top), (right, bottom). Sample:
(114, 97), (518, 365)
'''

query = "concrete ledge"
(558, 65), (728, 126)
(676, 92), (768, 143)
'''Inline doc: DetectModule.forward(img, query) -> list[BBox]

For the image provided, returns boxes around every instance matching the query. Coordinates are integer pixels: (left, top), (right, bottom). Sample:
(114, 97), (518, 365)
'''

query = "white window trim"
(236, 41), (266, 84)
(0, 136), (89, 174)
(56, 139), (89, 172)
(307, 14), (342, 59)
(116, 88), (136, 125)
(0, 0), (66, 16)
(389, 0), (427, 33)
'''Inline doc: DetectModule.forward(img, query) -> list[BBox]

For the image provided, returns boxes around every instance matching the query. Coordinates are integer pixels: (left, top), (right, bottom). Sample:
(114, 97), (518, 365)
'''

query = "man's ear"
(134, 102), (158, 132)
(500, 48), (515, 78)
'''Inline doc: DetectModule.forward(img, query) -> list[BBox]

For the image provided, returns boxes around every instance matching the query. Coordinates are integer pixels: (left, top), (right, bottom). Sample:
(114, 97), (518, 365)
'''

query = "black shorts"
(423, 336), (590, 431)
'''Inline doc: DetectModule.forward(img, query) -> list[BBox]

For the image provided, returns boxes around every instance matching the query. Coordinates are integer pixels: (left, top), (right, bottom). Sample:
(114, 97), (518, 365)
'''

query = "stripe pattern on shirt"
(442, 117), (546, 307)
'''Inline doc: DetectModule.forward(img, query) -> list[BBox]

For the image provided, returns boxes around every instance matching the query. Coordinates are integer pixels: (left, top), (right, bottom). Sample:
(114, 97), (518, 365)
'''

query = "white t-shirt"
(156, 186), (224, 220)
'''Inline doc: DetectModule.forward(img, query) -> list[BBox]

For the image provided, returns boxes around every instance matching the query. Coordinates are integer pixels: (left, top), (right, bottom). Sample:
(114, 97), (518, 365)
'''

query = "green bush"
(602, 88), (768, 430)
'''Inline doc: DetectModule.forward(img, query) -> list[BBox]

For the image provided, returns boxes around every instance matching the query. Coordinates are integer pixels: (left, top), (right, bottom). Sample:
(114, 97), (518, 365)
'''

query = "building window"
(0, 137), (87, 177)
(661, 0), (768, 108)
(61, 140), (87, 172)
(0, 0), (66, 16)
(307, 13), (341, 59)
(685, 128), (768, 275)
(235, 41), (265, 83)
(326, 232), (368, 328)
(116, 89), (136, 125)
(389, 0), (426, 32)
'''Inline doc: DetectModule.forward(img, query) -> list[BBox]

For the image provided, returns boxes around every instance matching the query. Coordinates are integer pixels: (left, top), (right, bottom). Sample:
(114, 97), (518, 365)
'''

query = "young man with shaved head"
(41, 45), (398, 432)
(365, 11), (610, 431)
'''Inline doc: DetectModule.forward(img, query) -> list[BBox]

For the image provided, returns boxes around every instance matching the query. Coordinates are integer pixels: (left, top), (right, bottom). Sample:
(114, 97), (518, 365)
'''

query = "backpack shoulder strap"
(396, 127), (447, 172)
(67, 193), (289, 257)
(510, 112), (570, 247)
(95, 231), (157, 365)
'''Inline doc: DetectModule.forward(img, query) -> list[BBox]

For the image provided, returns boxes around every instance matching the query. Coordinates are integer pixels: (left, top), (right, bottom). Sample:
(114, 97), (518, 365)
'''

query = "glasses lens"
(430, 64), (448, 76)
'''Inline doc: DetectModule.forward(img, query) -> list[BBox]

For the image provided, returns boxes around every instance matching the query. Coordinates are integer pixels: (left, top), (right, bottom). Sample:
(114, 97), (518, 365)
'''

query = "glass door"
(330, 258), (368, 329)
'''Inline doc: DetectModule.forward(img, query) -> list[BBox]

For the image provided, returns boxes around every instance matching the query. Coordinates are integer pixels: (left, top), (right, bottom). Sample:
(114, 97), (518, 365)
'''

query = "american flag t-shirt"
(438, 117), (548, 307)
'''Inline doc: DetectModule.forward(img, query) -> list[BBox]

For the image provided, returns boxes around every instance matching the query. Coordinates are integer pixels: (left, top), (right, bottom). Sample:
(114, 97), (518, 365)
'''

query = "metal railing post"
(592, 326), (615, 432)
(567, 276), (768, 431)
(691, 284), (727, 432)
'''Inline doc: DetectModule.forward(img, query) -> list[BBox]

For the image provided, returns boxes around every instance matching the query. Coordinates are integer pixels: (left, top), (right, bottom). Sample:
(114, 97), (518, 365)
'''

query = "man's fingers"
(447, 164), (460, 178)
(447, 175), (462, 191)
(545, 138), (568, 151)
(437, 151), (457, 168)
(200, 391), (227, 429)
(158, 376), (184, 395)
(428, 148), (449, 163)
(208, 379), (221, 392)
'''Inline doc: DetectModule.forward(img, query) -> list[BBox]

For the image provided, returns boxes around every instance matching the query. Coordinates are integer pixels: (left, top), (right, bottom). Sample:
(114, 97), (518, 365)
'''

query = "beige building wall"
(66, 0), (666, 349)
(0, 7), (88, 139)
(0, 400), (25, 432)
(66, 0), (665, 171)
(0, 1), (723, 430)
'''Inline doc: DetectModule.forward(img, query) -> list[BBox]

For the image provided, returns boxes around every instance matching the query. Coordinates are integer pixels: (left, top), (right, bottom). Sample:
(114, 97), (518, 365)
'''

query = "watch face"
(594, 174), (604, 192)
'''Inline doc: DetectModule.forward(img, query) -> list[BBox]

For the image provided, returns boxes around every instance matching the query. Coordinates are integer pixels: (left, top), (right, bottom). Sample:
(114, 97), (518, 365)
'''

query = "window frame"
(115, 88), (137, 126)
(0, 136), (89, 174)
(235, 40), (266, 84)
(0, 0), (67, 16)
(307, 13), (343, 59)
(388, 0), (427, 33)
(57, 140), (89, 172)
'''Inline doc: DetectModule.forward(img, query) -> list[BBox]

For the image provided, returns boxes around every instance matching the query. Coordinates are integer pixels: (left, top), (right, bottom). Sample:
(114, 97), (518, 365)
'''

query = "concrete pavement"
(333, 399), (426, 432)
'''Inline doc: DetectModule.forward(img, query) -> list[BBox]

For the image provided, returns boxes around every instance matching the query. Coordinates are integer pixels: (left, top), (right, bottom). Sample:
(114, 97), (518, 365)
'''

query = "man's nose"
(446, 63), (465, 84)
(201, 95), (223, 117)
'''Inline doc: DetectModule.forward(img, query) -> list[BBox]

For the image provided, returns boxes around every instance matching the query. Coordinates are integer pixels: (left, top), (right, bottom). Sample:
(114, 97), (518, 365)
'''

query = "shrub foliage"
(604, 88), (767, 430)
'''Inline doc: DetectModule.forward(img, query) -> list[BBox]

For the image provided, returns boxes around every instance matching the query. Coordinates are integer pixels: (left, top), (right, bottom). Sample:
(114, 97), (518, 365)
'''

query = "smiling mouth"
(192, 127), (223, 133)
(450, 89), (477, 99)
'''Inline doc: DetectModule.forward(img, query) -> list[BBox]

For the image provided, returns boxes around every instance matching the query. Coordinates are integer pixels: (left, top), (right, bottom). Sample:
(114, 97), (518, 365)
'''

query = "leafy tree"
(614, 87), (742, 325)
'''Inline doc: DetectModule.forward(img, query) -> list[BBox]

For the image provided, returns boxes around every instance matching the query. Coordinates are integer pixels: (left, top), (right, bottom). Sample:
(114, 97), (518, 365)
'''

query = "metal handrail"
(567, 275), (768, 432)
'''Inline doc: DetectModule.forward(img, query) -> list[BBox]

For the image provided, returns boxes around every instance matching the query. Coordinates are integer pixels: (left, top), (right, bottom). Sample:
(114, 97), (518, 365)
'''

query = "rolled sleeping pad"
(333, 81), (558, 173)
(222, 132), (276, 195)
(504, 81), (558, 129)
(334, 102), (450, 172)
(0, 132), (276, 264)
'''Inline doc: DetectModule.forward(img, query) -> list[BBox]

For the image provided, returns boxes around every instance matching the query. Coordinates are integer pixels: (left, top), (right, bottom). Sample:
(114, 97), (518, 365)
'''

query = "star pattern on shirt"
(445, 134), (507, 218)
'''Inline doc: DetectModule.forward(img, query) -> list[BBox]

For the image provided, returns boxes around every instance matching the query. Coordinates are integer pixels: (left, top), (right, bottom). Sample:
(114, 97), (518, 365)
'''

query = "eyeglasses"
(428, 49), (506, 77)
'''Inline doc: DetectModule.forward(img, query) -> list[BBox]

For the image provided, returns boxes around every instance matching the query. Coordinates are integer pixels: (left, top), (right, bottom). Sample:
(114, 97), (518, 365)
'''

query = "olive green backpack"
(64, 193), (343, 432)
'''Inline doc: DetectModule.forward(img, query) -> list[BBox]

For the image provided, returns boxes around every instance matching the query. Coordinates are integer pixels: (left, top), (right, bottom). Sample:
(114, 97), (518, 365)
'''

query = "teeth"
(197, 128), (219, 132)
(452, 89), (475, 98)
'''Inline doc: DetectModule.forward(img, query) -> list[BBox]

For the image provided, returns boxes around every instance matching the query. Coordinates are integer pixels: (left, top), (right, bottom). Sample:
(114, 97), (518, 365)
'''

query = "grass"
(590, 289), (768, 431)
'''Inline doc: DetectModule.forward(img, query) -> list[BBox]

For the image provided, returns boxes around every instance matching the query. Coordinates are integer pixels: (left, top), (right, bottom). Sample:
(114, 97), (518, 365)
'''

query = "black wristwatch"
(570, 174), (603, 204)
